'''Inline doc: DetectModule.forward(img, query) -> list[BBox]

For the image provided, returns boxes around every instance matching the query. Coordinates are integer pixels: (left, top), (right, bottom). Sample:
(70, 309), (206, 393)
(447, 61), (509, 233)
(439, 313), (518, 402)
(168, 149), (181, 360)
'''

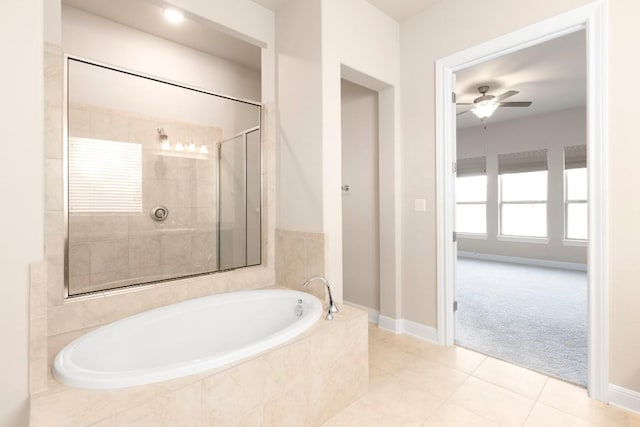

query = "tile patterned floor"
(322, 325), (640, 427)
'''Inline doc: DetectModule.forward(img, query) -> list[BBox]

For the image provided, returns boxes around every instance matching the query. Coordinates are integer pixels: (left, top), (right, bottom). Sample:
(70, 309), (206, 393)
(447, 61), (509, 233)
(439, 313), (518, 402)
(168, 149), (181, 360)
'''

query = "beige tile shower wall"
(30, 42), (65, 394)
(31, 306), (368, 427)
(29, 261), (48, 395)
(67, 104), (221, 294)
(41, 43), (276, 340)
(275, 229), (327, 301)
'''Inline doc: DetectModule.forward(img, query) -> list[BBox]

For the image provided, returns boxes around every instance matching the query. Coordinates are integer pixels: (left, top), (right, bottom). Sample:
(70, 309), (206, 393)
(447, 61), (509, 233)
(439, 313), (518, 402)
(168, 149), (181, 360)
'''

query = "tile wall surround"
(30, 305), (368, 426)
(29, 261), (49, 394)
(33, 42), (278, 396)
(275, 229), (327, 301)
(67, 103), (222, 295)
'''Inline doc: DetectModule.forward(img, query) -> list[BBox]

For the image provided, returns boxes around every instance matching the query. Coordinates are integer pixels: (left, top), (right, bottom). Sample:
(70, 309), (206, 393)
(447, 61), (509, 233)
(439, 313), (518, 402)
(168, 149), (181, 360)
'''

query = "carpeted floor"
(455, 257), (588, 386)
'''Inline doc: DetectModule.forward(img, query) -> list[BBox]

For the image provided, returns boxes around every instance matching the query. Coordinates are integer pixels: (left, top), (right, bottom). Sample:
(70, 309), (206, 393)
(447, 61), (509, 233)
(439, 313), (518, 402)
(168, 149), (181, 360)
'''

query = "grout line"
(420, 396), (449, 426)
(535, 377), (550, 402)
(522, 386), (546, 425)
(468, 354), (487, 376)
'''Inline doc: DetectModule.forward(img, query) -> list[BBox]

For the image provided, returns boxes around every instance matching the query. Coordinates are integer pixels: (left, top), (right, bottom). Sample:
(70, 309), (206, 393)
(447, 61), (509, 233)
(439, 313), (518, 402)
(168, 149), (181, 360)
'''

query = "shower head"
(157, 128), (168, 140)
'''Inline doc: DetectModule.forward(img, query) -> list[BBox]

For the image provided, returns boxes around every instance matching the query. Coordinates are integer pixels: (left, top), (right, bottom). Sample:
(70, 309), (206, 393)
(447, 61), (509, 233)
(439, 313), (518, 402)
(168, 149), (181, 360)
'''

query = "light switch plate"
(414, 198), (427, 212)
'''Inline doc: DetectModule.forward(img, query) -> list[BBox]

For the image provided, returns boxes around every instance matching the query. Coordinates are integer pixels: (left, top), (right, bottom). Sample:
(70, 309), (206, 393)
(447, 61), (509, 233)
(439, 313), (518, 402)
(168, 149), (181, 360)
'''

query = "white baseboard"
(458, 250), (587, 272)
(401, 318), (439, 344)
(378, 315), (400, 333)
(343, 301), (380, 324)
(609, 384), (640, 414)
(377, 315), (438, 344)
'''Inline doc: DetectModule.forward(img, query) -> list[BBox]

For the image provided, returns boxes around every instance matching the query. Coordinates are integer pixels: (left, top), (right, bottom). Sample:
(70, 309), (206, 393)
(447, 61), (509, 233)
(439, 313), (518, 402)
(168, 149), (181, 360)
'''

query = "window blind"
(68, 137), (142, 213)
(564, 145), (587, 169)
(498, 149), (548, 174)
(457, 156), (486, 177)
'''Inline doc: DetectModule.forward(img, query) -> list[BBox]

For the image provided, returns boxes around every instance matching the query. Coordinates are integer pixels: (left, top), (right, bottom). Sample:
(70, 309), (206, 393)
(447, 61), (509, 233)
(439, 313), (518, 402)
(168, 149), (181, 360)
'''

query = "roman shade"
(564, 144), (587, 169)
(498, 149), (548, 174)
(457, 156), (486, 177)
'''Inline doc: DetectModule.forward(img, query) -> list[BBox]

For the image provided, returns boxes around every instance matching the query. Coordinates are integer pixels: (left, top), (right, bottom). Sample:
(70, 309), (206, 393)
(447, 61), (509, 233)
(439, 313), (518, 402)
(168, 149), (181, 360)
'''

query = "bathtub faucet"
(302, 276), (339, 320)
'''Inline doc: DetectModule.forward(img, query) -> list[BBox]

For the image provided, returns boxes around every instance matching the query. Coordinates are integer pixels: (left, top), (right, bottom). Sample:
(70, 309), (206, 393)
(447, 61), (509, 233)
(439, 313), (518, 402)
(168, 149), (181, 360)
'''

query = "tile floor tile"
(382, 333), (442, 358)
(538, 378), (629, 426)
(369, 339), (420, 374)
(369, 361), (397, 386)
(473, 357), (548, 400)
(421, 402), (500, 427)
(524, 403), (597, 427)
(424, 345), (487, 374)
(322, 375), (445, 427)
(448, 376), (535, 427)
(396, 358), (469, 399)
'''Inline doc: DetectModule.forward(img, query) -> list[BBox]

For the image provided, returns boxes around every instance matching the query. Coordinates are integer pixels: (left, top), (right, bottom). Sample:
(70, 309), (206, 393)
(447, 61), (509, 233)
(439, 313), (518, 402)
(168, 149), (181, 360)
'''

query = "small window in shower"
(68, 137), (142, 213)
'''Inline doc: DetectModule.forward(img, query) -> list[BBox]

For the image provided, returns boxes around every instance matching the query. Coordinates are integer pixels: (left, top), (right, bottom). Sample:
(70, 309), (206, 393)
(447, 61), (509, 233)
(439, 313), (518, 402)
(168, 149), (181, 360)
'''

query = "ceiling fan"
(457, 85), (532, 126)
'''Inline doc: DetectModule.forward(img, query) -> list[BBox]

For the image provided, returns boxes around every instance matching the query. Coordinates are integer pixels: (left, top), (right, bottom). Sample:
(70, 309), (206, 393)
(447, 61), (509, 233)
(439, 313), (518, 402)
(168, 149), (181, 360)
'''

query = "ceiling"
(250, 0), (439, 21)
(62, 0), (262, 70)
(456, 30), (586, 129)
(64, 0), (439, 72)
(365, 0), (440, 21)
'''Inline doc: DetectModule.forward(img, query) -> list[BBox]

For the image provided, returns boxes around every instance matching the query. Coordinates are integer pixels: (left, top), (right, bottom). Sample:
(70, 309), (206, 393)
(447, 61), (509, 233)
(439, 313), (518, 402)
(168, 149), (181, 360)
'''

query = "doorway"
(340, 79), (381, 319)
(452, 31), (588, 385)
(435, 2), (608, 400)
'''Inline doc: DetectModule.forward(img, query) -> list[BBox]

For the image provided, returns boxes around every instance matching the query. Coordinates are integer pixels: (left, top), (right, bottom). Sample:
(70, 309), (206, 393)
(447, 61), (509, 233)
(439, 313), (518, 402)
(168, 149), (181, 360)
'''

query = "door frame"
(434, 1), (609, 401)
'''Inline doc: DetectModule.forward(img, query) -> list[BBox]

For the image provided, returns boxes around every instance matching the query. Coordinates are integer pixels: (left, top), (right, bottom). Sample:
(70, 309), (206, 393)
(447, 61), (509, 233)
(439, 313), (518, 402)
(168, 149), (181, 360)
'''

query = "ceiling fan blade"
(500, 101), (532, 107)
(457, 109), (471, 116)
(456, 103), (473, 106)
(496, 90), (519, 101)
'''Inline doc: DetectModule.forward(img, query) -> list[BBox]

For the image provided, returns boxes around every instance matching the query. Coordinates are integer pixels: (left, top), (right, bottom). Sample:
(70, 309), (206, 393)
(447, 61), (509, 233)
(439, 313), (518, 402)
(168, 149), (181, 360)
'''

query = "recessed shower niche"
(65, 57), (261, 297)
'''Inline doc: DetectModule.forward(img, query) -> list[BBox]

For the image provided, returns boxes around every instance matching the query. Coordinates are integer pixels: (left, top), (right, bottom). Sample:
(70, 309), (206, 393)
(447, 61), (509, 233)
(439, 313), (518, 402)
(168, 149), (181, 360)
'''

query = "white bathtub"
(53, 289), (322, 389)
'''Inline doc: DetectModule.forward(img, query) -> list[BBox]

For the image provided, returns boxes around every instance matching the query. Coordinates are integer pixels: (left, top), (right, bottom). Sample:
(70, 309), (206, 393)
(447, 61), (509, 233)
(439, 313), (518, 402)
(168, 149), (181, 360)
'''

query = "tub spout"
(302, 276), (339, 320)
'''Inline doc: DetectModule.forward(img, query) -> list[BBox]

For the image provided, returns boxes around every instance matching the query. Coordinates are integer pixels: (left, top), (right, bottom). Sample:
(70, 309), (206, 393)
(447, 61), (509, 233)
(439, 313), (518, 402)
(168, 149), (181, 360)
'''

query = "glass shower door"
(217, 128), (261, 270)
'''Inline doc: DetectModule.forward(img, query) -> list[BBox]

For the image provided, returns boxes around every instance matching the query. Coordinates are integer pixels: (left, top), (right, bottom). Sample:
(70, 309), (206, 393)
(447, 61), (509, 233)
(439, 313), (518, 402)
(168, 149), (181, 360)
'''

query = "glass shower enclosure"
(65, 57), (262, 297)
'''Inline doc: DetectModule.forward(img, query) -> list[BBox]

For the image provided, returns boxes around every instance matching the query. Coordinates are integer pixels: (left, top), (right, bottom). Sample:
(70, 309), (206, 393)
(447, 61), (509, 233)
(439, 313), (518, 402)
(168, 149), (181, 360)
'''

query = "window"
(565, 145), (587, 240)
(499, 150), (548, 238)
(68, 137), (142, 213)
(456, 157), (487, 234)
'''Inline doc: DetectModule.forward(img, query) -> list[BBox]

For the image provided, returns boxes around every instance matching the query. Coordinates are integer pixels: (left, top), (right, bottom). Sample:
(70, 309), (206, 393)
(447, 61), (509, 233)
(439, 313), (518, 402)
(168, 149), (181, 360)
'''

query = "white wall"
(63, 6), (261, 103)
(341, 80), (380, 311)
(457, 107), (587, 264)
(321, 0), (401, 309)
(0, 1), (44, 425)
(275, 0), (400, 307)
(608, 0), (640, 395)
(275, 0), (324, 233)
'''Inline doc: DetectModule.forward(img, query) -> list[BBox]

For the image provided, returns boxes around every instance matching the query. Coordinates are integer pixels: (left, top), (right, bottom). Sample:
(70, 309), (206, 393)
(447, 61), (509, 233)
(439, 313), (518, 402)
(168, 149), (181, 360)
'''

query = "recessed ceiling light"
(163, 8), (184, 24)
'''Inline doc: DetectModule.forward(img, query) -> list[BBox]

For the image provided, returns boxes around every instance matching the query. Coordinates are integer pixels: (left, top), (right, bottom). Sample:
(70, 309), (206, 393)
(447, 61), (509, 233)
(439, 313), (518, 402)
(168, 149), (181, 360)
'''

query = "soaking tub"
(53, 289), (322, 389)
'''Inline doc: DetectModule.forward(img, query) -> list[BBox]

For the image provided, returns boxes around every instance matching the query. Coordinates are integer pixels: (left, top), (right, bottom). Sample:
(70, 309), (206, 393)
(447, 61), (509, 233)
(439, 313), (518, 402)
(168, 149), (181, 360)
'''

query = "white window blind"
(564, 145), (587, 169)
(69, 137), (142, 213)
(457, 156), (486, 177)
(498, 149), (548, 174)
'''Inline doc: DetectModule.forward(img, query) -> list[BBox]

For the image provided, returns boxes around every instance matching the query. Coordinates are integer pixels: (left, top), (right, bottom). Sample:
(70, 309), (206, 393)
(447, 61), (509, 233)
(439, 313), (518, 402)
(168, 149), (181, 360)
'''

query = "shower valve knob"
(150, 206), (170, 222)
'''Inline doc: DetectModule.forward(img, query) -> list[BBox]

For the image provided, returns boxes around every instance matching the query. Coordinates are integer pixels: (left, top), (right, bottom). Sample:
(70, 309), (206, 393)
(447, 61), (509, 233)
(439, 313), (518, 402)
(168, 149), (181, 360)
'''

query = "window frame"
(498, 170), (549, 239)
(455, 174), (487, 236)
(564, 167), (588, 241)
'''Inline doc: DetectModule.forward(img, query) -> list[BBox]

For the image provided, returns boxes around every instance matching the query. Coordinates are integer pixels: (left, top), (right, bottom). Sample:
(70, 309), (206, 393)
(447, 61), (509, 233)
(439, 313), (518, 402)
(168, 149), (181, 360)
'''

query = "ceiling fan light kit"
(471, 99), (499, 119)
(457, 85), (533, 128)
